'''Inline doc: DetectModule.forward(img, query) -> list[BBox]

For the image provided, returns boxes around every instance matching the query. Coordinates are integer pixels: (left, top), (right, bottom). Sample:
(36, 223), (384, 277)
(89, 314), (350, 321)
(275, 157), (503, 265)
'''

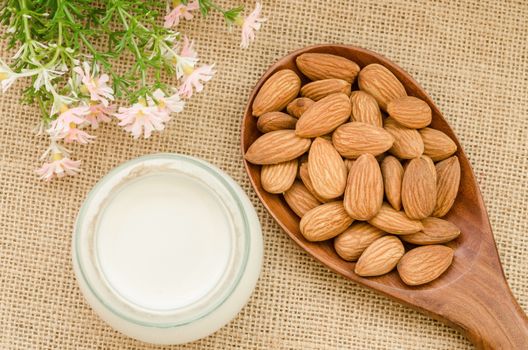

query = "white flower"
(0, 59), (19, 93)
(148, 89), (185, 113)
(150, 32), (178, 60)
(32, 66), (65, 92)
(50, 91), (76, 117)
(163, 32), (179, 46)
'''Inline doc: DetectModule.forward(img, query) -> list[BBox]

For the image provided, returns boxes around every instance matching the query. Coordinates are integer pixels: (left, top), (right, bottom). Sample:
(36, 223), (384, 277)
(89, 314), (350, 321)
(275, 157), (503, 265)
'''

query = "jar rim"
(73, 153), (252, 328)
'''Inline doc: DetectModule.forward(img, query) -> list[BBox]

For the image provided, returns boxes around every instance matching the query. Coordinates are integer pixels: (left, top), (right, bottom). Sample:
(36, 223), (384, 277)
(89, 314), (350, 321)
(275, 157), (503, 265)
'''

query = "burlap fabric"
(1, 0), (527, 348)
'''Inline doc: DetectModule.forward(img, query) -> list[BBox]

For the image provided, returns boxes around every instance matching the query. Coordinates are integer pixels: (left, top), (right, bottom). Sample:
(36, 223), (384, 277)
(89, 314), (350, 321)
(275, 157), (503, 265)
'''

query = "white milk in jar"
(73, 154), (263, 344)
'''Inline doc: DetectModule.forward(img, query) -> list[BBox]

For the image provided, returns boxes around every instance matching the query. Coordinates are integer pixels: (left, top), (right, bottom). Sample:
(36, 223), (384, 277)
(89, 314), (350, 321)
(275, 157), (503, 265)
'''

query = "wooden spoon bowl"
(241, 45), (528, 349)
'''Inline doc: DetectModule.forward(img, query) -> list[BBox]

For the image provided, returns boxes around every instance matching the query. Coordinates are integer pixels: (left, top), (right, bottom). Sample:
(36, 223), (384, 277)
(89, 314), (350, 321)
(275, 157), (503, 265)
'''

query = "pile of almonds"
(245, 53), (461, 286)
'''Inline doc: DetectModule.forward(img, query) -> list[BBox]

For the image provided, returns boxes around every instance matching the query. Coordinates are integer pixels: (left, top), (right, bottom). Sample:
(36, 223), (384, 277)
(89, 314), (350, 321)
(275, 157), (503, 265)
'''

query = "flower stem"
(19, 0), (36, 57)
(116, 6), (147, 86)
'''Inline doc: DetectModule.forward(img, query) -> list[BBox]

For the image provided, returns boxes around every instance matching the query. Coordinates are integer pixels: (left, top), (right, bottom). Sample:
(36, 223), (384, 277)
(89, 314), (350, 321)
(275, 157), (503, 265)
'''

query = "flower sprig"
(0, 0), (265, 181)
(164, 0), (266, 48)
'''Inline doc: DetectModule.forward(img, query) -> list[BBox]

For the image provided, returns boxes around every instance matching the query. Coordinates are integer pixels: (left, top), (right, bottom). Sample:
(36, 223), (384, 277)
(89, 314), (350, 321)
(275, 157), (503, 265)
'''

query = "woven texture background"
(1, 0), (527, 348)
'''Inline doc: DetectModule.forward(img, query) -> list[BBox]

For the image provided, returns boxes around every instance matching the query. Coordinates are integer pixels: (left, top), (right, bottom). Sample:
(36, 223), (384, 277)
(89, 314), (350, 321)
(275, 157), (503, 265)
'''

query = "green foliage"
(0, 0), (243, 121)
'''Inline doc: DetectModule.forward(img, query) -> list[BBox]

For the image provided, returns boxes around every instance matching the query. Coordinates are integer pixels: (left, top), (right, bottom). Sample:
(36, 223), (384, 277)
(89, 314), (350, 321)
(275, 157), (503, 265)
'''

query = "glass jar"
(72, 154), (263, 344)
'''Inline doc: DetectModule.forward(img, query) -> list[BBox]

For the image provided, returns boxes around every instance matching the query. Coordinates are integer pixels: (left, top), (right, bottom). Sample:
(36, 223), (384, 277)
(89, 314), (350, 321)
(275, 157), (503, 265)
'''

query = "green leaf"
(223, 5), (244, 23)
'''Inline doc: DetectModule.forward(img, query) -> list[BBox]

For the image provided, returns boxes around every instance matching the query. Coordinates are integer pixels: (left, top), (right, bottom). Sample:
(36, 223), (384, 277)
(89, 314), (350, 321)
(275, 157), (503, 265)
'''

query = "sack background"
(1, 0), (527, 348)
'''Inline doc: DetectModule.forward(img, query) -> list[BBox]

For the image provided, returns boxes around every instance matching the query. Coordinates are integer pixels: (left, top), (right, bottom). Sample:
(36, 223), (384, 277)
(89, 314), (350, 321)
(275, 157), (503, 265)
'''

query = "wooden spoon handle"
(432, 243), (528, 349)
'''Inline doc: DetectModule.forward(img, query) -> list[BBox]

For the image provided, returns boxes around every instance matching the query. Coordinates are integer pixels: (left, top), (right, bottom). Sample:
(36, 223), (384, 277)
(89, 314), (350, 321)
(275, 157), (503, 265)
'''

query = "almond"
(380, 155), (403, 211)
(423, 155), (437, 183)
(433, 156), (461, 217)
(257, 112), (297, 133)
(384, 117), (424, 159)
(332, 122), (394, 158)
(368, 203), (423, 235)
(283, 180), (321, 217)
(301, 79), (351, 101)
(344, 159), (355, 172)
(343, 154), (384, 220)
(300, 202), (353, 242)
(401, 217), (461, 245)
(286, 97), (314, 118)
(350, 91), (382, 127)
(308, 138), (348, 200)
(397, 245), (454, 286)
(401, 156), (437, 220)
(334, 222), (385, 261)
(420, 127), (457, 161)
(355, 236), (404, 277)
(261, 159), (298, 194)
(299, 162), (330, 203)
(358, 64), (407, 110)
(296, 93), (351, 137)
(245, 130), (311, 165)
(386, 96), (432, 129)
(296, 53), (360, 83)
(252, 69), (301, 117)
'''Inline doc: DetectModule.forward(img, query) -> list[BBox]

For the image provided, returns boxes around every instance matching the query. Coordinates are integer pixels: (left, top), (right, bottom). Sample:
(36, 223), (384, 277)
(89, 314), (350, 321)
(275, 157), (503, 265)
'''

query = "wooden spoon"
(241, 45), (528, 349)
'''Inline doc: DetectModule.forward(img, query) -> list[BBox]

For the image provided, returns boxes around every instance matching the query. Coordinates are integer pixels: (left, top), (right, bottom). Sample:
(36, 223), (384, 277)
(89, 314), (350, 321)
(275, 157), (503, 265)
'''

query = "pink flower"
(240, 2), (266, 49)
(73, 62), (114, 105)
(36, 158), (81, 181)
(115, 102), (171, 139)
(85, 103), (114, 129)
(174, 36), (198, 79)
(48, 105), (95, 144)
(178, 64), (215, 98)
(148, 89), (185, 113)
(36, 143), (81, 181)
(63, 128), (95, 144)
(164, 0), (199, 28)
(180, 36), (197, 58)
(48, 105), (90, 136)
